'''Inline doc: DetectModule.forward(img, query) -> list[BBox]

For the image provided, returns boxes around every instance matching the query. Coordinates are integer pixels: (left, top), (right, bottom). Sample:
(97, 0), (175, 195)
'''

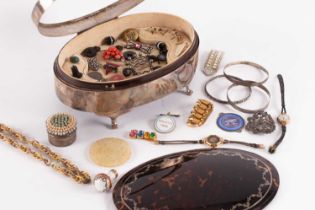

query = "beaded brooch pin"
(129, 130), (157, 141)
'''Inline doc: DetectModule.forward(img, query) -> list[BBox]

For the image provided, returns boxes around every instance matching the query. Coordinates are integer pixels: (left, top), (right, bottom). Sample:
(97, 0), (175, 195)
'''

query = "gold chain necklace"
(0, 123), (91, 184)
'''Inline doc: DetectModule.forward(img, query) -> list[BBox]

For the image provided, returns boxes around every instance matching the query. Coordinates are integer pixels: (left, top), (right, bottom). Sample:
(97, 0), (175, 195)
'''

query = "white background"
(0, 0), (314, 209)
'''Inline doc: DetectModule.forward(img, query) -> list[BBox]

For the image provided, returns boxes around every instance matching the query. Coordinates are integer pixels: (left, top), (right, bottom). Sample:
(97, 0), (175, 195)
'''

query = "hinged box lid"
(32, 0), (144, 37)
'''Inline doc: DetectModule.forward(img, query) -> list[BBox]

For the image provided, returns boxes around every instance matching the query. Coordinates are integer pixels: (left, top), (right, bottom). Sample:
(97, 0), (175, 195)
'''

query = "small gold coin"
(89, 138), (131, 167)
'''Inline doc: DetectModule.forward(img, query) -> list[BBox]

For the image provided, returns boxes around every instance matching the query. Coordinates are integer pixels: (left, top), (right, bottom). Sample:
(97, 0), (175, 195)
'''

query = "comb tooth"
(197, 103), (208, 110)
(192, 113), (203, 120)
(199, 99), (211, 106)
(194, 108), (206, 115)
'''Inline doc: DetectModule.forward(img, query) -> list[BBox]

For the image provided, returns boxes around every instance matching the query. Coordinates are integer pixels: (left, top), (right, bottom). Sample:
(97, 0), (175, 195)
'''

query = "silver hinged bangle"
(204, 75), (252, 104)
(223, 61), (269, 86)
(227, 83), (271, 114)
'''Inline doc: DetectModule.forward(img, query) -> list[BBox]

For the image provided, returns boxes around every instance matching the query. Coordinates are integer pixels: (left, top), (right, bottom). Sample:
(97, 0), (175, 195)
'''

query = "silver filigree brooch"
(246, 111), (275, 134)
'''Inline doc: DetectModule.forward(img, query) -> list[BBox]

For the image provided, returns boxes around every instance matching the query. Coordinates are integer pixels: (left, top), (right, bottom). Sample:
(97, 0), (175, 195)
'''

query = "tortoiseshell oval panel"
(113, 149), (279, 210)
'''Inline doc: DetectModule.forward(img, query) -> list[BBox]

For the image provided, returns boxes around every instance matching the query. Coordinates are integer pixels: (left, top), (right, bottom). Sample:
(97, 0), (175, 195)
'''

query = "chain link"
(0, 123), (91, 184)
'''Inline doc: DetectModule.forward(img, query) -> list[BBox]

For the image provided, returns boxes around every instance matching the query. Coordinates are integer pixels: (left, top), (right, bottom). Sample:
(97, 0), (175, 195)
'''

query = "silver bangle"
(223, 61), (269, 86)
(227, 83), (271, 114)
(204, 75), (252, 104)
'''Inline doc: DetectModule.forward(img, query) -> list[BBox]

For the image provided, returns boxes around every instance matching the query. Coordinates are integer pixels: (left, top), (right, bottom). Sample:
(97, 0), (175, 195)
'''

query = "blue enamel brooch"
(217, 113), (245, 132)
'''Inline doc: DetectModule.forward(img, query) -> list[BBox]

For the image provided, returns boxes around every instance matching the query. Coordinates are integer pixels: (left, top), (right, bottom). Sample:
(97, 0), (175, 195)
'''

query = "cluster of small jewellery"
(70, 29), (169, 82)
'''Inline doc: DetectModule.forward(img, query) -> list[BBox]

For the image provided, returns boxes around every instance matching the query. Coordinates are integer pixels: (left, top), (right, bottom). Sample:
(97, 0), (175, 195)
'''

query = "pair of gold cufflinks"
(187, 99), (214, 127)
